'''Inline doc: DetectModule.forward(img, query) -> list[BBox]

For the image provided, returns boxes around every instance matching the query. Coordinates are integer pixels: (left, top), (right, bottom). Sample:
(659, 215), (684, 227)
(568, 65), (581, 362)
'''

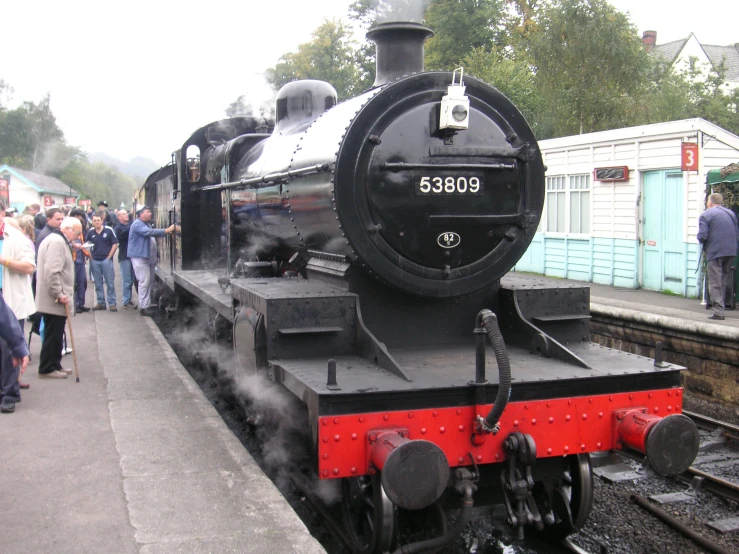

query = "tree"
(265, 19), (363, 100)
(525, 0), (652, 137)
(462, 47), (540, 128)
(423, 0), (503, 71)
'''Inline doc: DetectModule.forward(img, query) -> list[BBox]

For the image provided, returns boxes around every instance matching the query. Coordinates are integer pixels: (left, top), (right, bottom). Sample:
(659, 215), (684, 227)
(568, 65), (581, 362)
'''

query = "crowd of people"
(0, 199), (178, 414)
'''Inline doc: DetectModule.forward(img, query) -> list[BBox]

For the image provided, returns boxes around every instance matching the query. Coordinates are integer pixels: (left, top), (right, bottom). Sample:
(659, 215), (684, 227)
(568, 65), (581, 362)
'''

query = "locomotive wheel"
(534, 454), (594, 542)
(341, 474), (396, 554)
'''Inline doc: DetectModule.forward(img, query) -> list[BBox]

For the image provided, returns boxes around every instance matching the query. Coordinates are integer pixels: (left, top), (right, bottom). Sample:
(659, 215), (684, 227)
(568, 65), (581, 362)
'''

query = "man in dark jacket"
(698, 193), (739, 320)
(114, 210), (135, 309)
(97, 201), (116, 228)
(34, 208), (64, 251)
(29, 203), (46, 231)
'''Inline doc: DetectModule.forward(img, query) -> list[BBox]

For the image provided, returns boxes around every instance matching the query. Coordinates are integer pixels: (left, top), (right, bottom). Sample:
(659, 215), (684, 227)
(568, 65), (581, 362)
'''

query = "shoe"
(708, 314), (725, 320)
(38, 370), (68, 379)
(140, 308), (152, 317)
(109, 305), (117, 312)
(19, 382), (30, 390)
(1, 399), (15, 413)
(123, 303), (137, 310)
(76, 306), (91, 313)
(58, 367), (73, 374)
(92, 304), (106, 311)
(62, 348), (74, 356)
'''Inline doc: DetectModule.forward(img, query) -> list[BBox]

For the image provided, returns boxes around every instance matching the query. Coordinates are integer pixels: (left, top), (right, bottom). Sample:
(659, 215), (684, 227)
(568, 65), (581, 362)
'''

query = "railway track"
(684, 410), (739, 441)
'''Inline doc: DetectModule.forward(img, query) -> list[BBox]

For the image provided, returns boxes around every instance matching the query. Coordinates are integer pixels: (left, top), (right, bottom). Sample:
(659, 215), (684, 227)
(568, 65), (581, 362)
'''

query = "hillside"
(88, 152), (159, 181)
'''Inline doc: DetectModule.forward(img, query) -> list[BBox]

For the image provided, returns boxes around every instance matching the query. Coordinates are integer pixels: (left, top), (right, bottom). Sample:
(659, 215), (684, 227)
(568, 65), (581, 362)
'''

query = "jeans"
(90, 258), (117, 307)
(131, 257), (156, 309)
(0, 318), (24, 403)
(119, 258), (134, 306)
(74, 262), (87, 308)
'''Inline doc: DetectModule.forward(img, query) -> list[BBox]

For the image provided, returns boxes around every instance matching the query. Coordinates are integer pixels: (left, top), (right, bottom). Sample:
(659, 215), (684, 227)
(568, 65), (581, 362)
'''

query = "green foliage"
(525, 0), (652, 137)
(462, 47), (538, 124)
(58, 159), (138, 207)
(250, 0), (739, 143)
(0, 84), (138, 207)
(423, 0), (503, 71)
(265, 19), (365, 100)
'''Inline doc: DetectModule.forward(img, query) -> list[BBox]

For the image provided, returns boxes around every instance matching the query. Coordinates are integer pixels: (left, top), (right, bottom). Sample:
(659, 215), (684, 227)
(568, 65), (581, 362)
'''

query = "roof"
(539, 118), (739, 151)
(650, 36), (739, 81)
(702, 44), (739, 81)
(0, 164), (79, 196)
(707, 162), (739, 185)
(650, 38), (688, 64)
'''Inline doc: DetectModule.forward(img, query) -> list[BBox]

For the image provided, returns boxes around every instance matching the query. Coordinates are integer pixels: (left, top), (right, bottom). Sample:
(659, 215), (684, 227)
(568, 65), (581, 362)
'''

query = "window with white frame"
(569, 174), (590, 234)
(546, 176), (565, 232)
(544, 174), (590, 234)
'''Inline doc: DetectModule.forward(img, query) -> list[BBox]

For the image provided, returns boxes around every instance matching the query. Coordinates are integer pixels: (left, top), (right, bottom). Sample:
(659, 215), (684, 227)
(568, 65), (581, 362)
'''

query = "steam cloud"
(166, 303), (341, 506)
(373, 0), (432, 24)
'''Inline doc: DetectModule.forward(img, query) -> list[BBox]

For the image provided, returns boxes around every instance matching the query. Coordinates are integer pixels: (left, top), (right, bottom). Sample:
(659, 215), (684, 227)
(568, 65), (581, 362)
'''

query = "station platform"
(0, 291), (326, 553)
(512, 271), (739, 335)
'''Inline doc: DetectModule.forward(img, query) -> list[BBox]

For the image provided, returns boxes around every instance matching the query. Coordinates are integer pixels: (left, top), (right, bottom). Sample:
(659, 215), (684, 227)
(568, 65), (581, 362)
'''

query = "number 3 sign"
(681, 142), (698, 171)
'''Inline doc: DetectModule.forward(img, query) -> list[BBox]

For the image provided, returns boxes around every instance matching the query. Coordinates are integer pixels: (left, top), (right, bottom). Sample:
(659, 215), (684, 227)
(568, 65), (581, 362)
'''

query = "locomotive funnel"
(367, 22), (434, 87)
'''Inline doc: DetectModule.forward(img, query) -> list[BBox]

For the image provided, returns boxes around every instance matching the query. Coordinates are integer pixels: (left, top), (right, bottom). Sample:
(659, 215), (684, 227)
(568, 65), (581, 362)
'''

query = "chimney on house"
(642, 30), (657, 52)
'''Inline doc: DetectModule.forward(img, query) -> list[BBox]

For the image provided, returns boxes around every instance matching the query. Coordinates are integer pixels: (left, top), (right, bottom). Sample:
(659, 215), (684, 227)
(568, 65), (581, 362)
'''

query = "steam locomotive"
(139, 22), (699, 552)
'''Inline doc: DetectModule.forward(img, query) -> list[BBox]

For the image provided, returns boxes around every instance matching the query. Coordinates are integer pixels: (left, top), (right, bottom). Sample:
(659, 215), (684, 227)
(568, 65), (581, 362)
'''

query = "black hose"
(477, 309), (511, 431)
(392, 485), (475, 554)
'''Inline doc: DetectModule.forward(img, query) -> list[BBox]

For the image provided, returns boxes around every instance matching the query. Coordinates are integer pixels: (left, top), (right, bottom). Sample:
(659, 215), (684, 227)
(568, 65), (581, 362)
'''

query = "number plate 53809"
(416, 176), (483, 195)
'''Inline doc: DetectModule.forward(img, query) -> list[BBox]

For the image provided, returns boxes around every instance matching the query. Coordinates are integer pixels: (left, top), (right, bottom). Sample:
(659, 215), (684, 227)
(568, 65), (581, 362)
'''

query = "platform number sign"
(681, 143), (698, 172)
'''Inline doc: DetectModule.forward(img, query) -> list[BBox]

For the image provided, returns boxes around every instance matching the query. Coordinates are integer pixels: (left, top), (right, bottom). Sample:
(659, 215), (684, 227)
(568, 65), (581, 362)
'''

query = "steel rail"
(288, 475), (352, 547)
(617, 449), (739, 504)
(683, 410), (739, 441)
(561, 538), (594, 554)
(631, 494), (732, 554)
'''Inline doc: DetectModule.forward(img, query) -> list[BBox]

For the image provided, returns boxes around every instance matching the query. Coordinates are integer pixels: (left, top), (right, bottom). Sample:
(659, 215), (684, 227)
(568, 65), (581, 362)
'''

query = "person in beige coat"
(36, 217), (78, 379)
(0, 207), (36, 411)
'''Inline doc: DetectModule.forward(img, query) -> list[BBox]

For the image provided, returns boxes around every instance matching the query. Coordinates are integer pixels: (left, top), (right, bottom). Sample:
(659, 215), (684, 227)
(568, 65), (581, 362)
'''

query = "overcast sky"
(2, 0), (736, 166)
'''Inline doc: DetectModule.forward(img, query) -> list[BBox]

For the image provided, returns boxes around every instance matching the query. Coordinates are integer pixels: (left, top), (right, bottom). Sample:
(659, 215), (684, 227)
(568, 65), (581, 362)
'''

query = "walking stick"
(63, 302), (80, 382)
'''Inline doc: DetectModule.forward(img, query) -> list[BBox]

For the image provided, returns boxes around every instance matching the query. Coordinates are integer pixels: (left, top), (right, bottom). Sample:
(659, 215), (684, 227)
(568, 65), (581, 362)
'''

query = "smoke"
(165, 302), (341, 506)
(373, 0), (432, 24)
(226, 73), (277, 120)
(33, 138), (73, 175)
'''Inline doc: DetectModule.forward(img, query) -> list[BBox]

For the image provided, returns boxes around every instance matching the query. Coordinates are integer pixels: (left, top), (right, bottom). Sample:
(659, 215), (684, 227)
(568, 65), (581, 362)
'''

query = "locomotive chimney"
(367, 22), (434, 88)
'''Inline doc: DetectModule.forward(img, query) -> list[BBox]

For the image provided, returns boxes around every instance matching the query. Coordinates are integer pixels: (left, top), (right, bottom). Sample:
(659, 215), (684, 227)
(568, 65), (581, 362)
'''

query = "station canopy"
(707, 162), (739, 185)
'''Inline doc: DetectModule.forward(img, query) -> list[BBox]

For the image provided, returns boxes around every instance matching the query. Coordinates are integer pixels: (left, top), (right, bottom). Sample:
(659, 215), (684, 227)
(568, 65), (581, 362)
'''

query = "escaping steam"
(372, 0), (432, 24)
(165, 303), (341, 506)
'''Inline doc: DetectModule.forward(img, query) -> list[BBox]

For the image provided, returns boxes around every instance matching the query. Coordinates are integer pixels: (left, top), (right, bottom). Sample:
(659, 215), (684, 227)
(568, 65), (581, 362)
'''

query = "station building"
(514, 118), (739, 297)
(0, 164), (79, 211)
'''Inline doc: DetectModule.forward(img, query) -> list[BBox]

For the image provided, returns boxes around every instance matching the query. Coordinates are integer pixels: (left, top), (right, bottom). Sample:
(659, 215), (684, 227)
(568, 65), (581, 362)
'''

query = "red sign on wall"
(79, 199), (92, 207)
(681, 142), (699, 171)
(64, 196), (76, 205)
(43, 195), (54, 207)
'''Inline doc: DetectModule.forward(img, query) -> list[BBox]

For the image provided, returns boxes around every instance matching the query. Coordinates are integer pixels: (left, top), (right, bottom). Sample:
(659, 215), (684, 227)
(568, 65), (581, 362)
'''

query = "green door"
(642, 171), (684, 292)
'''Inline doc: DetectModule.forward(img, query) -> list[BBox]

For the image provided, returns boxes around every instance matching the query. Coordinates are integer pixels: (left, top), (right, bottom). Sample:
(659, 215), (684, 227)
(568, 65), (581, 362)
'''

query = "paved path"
(0, 280), (325, 554)
(512, 272), (739, 334)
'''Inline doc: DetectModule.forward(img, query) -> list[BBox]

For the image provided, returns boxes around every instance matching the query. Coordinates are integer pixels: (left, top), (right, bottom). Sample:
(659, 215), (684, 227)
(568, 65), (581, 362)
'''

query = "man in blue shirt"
(129, 206), (177, 316)
(698, 193), (739, 320)
(86, 214), (119, 312)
